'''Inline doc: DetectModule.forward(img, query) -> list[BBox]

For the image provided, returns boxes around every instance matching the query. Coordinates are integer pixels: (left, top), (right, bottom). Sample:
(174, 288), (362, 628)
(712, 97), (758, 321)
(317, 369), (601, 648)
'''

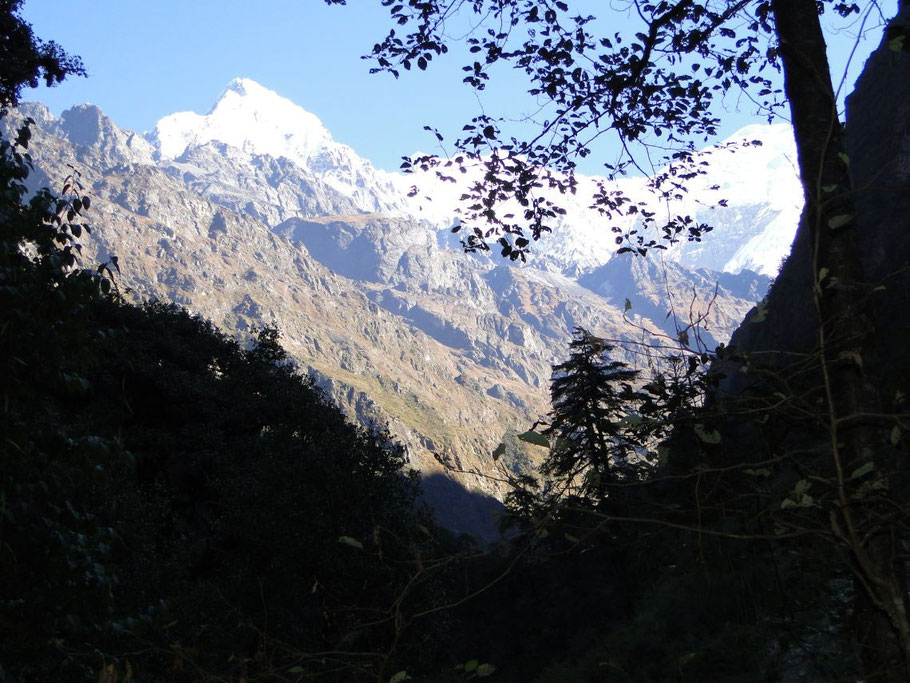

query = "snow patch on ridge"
(408, 124), (802, 276)
(661, 124), (803, 275)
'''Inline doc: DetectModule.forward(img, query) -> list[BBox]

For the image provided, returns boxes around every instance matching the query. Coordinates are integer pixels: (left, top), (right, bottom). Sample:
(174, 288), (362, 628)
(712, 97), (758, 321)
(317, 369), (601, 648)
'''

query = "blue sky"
(20, 0), (887, 174)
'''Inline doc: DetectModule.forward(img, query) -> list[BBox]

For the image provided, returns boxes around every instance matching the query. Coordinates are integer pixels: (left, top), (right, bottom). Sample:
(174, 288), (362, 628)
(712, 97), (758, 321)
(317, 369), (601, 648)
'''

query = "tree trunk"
(771, 1), (910, 679)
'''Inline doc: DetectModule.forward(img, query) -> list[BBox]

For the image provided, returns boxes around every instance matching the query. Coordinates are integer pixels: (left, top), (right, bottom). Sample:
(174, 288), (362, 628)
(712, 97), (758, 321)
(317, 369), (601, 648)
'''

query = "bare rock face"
(161, 142), (362, 225)
(59, 103), (156, 167)
(4, 94), (768, 537)
(847, 1), (910, 303)
(580, 256), (768, 352)
(273, 213), (435, 283)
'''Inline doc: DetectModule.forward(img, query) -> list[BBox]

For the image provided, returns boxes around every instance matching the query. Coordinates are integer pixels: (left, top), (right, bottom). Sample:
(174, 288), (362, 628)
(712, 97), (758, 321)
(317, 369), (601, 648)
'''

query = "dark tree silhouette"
(541, 328), (645, 502)
(0, 0), (84, 110)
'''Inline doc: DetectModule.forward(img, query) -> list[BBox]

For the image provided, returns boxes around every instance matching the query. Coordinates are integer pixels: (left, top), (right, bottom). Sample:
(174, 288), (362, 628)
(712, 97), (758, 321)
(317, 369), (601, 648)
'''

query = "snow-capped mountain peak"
(148, 78), (406, 214)
(661, 123), (802, 276)
(150, 77), (333, 163)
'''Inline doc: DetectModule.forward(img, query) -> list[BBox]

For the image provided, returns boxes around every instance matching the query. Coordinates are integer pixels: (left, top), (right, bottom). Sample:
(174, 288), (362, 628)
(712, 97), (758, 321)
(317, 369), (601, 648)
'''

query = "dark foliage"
(542, 329), (646, 490)
(0, 119), (466, 680)
(325, 0), (910, 679)
(0, 0), (84, 111)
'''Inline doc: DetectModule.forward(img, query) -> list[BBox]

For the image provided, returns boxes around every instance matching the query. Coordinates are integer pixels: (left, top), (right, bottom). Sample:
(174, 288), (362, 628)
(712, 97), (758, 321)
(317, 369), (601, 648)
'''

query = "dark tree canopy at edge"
(0, 0), (85, 111)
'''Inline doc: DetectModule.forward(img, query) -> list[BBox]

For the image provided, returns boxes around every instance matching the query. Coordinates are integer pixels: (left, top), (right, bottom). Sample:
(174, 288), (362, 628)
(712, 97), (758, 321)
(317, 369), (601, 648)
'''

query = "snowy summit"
(150, 78), (334, 164)
(147, 78), (406, 213)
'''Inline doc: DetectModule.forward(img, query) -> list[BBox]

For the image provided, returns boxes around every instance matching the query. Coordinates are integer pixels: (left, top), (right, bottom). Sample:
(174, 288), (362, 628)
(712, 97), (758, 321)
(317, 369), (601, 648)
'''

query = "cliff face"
(726, 7), (910, 377)
(847, 2), (910, 364)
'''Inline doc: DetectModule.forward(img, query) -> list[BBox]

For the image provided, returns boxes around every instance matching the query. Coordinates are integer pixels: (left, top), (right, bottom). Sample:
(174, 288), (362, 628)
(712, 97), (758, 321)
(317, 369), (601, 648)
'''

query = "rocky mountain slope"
(5, 82), (789, 534)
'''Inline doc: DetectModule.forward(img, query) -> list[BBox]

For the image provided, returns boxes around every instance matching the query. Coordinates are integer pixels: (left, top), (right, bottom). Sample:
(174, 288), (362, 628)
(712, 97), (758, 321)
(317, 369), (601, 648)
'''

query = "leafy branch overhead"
(331, 0), (861, 261)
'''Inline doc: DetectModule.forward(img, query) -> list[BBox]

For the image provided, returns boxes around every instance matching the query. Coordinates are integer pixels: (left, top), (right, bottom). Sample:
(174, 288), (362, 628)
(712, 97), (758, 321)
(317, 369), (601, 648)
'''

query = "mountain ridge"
(6, 91), (777, 535)
(146, 78), (801, 276)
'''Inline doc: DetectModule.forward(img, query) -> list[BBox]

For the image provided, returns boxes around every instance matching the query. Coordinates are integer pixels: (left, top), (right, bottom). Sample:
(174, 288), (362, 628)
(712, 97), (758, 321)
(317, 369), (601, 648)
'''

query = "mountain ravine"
(5, 84), (781, 536)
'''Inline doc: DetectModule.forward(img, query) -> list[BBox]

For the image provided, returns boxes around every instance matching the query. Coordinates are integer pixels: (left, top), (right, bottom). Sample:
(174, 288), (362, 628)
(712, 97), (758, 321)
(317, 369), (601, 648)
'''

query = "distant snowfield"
(147, 78), (803, 277)
(405, 123), (803, 276)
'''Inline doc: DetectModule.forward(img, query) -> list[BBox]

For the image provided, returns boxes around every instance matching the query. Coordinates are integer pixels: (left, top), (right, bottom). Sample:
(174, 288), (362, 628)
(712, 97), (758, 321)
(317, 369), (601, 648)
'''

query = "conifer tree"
(541, 328), (646, 504)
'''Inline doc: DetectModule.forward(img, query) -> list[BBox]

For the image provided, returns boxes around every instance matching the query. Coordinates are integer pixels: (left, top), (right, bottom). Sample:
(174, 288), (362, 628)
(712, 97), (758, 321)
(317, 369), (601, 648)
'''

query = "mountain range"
(6, 79), (801, 535)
